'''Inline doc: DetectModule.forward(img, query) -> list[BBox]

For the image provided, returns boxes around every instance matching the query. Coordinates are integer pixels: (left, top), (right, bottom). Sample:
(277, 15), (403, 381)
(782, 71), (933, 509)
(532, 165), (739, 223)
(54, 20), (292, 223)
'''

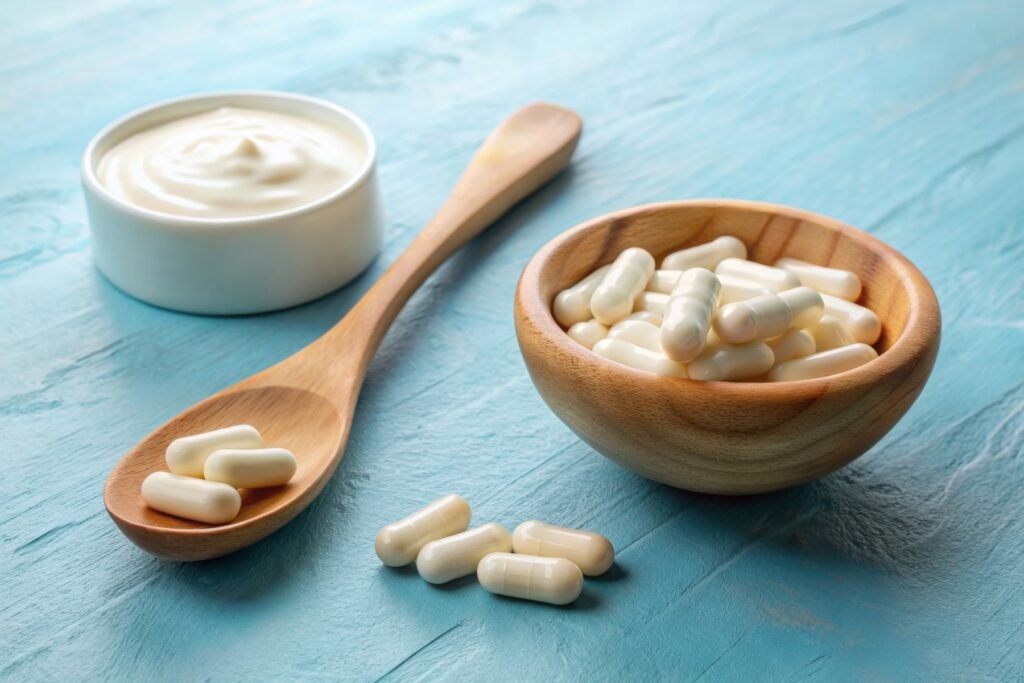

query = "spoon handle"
(295, 103), (582, 393)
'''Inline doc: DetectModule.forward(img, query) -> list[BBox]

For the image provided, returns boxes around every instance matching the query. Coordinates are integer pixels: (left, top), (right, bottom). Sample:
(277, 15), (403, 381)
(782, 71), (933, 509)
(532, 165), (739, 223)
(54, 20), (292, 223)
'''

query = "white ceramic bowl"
(81, 91), (383, 314)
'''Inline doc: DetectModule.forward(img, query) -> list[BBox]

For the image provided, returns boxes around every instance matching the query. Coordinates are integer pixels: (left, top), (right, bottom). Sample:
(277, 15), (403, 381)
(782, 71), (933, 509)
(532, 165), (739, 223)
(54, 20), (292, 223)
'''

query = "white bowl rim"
(81, 90), (378, 227)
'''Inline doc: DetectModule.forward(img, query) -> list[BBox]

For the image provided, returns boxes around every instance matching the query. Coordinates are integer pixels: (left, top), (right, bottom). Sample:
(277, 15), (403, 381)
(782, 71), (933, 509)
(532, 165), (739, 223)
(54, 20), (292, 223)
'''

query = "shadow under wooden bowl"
(514, 200), (941, 494)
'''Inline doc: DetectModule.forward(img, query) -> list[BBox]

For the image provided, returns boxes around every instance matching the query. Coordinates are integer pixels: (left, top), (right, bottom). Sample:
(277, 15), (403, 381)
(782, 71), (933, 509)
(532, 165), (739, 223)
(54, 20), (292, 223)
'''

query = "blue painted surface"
(2, 0), (1023, 680)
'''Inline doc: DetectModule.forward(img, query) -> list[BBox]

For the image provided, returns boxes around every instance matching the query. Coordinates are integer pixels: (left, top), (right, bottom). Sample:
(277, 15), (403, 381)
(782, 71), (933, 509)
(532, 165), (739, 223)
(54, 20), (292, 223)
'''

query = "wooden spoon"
(104, 103), (583, 560)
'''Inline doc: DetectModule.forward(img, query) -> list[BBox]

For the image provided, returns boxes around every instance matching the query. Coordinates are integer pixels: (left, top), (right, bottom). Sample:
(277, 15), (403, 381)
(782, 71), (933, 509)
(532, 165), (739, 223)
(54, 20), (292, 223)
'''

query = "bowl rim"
(80, 89), (378, 228)
(516, 198), (941, 398)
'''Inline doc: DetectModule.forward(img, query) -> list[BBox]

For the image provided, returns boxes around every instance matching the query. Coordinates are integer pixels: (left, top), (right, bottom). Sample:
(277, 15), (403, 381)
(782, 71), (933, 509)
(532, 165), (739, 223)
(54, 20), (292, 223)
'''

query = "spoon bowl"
(104, 103), (583, 559)
(514, 200), (941, 494)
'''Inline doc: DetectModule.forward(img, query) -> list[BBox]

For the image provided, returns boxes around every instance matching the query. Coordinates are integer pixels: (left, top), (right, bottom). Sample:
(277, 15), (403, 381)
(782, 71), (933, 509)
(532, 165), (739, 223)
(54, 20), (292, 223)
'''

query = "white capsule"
(141, 471), (241, 525)
(647, 269), (683, 293)
(477, 552), (583, 605)
(717, 274), (772, 304)
(375, 494), (471, 567)
(715, 258), (800, 292)
(768, 343), (878, 382)
(165, 424), (262, 478)
(822, 294), (882, 345)
(203, 447), (297, 488)
(619, 310), (663, 326)
(590, 248), (656, 325)
(662, 236), (747, 271)
(607, 319), (662, 352)
(714, 287), (824, 344)
(512, 520), (615, 577)
(416, 523), (512, 585)
(775, 257), (862, 301)
(765, 329), (816, 364)
(553, 265), (611, 327)
(808, 314), (854, 352)
(688, 339), (774, 381)
(567, 319), (608, 350)
(634, 291), (669, 317)
(593, 338), (688, 378)
(660, 268), (720, 362)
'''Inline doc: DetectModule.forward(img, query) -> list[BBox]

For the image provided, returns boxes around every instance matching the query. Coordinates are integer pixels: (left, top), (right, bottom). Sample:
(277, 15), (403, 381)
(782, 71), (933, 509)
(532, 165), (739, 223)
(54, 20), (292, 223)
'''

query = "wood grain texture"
(2, 0), (1023, 680)
(515, 200), (940, 494)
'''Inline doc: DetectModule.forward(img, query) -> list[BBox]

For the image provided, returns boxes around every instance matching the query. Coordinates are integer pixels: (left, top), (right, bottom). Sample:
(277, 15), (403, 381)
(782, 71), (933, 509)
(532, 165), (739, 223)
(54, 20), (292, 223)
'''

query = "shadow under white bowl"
(81, 91), (384, 315)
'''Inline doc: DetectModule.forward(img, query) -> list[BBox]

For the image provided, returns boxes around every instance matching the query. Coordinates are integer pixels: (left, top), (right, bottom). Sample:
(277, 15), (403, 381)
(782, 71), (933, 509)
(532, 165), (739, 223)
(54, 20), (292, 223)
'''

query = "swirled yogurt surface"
(97, 106), (364, 219)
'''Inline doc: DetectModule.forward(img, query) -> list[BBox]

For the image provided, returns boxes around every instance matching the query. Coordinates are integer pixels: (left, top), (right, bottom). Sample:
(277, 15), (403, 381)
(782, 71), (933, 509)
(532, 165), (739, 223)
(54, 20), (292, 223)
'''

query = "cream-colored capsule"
(634, 291), (669, 317)
(204, 447), (297, 488)
(660, 268), (720, 362)
(477, 553), (583, 605)
(620, 310), (663, 326)
(776, 257), (862, 301)
(512, 520), (615, 576)
(662, 236), (746, 271)
(375, 494), (471, 567)
(416, 523), (511, 585)
(718, 274), (772, 304)
(593, 338), (687, 378)
(590, 248), (655, 325)
(607, 319), (662, 353)
(768, 343), (878, 381)
(715, 258), (800, 292)
(553, 265), (610, 327)
(822, 294), (881, 345)
(809, 314), (854, 352)
(647, 269), (683, 293)
(166, 424), (262, 478)
(567, 319), (608, 350)
(765, 329), (816, 364)
(688, 339), (774, 381)
(141, 471), (241, 525)
(714, 287), (824, 344)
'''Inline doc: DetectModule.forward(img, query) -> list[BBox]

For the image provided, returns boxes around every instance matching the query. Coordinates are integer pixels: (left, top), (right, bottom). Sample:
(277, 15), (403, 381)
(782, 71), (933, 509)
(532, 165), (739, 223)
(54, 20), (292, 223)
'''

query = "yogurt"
(97, 106), (364, 219)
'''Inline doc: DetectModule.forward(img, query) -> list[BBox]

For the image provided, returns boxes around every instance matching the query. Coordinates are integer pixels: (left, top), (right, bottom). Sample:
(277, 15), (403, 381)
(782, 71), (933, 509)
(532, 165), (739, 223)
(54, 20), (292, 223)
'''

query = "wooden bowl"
(514, 200), (941, 494)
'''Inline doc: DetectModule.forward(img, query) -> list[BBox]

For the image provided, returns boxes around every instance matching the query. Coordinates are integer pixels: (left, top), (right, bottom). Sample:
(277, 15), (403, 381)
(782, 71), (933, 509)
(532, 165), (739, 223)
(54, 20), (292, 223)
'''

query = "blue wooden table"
(3, 1), (1023, 680)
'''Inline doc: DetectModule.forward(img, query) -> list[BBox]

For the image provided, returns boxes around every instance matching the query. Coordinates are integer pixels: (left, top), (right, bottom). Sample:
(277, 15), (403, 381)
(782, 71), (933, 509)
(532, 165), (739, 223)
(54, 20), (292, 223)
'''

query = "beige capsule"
(660, 268), (720, 362)
(619, 310), (663, 326)
(590, 248), (656, 325)
(416, 523), (512, 584)
(647, 269), (683, 294)
(662, 236), (746, 271)
(477, 552), (584, 606)
(512, 520), (615, 576)
(375, 494), (471, 567)
(822, 294), (881, 345)
(141, 471), (241, 525)
(592, 338), (688, 378)
(634, 291), (669, 317)
(204, 447), (297, 488)
(165, 424), (262, 478)
(765, 329), (816, 365)
(553, 265), (611, 327)
(607, 319), (663, 353)
(688, 339), (774, 381)
(567, 319), (608, 350)
(717, 274), (772, 304)
(809, 314), (854, 352)
(768, 343), (878, 382)
(714, 287), (824, 344)
(715, 258), (800, 293)
(775, 257), (862, 301)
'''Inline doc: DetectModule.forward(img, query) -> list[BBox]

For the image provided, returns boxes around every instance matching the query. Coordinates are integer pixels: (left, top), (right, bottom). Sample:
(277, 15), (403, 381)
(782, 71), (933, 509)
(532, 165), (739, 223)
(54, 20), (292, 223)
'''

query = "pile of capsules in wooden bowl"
(513, 201), (941, 495)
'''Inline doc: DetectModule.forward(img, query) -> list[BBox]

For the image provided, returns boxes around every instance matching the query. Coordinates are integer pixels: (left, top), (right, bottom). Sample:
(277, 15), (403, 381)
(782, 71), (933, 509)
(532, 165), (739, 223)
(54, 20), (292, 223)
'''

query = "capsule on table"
(203, 447), (297, 488)
(717, 274), (772, 304)
(165, 424), (262, 478)
(619, 310), (663, 326)
(634, 291), (669, 317)
(687, 339), (774, 381)
(647, 269), (683, 294)
(477, 552), (584, 606)
(808, 314), (854, 352)
(553, 265), (611, 328)
(590, 248), (655, 325)
(715, 258), (800, 293)
(141, 471), (241, 525)
(416, 523), (512, 585)
(765, 329), (816, 364)
(567, 319), (608, 350)
(775, 257), (862, 301)
(593, 338), (688, 378)
(660, 268), (720, 362)
(713, 287), (824, 344)
(662, 235), (746, 271)
(768, 343), (878, 381)
(822, 294), (881, 345)
(512, 520), (615, 577)
(375, 494), (471, 567)
(607, 319), (663, 353)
